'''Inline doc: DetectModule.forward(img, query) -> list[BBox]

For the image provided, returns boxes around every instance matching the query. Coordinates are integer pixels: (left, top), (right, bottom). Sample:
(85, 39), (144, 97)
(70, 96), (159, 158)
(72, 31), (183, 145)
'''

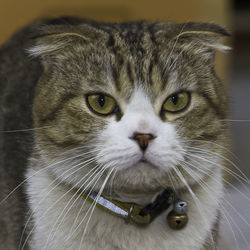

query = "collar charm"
(167, 199), (188, 230)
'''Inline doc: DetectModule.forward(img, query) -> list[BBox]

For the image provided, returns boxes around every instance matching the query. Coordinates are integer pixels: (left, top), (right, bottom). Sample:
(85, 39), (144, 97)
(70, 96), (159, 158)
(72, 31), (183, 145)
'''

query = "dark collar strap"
(80, 188), (177, 227)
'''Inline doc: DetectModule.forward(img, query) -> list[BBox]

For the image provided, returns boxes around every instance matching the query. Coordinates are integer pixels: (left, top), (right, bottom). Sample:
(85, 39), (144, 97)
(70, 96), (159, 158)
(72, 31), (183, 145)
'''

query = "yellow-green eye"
(86, 94), (118, 116)
(163, 92), (190, 113)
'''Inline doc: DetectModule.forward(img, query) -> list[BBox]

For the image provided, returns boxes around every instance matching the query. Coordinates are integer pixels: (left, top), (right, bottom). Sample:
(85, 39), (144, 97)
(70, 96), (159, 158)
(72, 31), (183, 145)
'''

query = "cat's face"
(31, 21), (229, 197)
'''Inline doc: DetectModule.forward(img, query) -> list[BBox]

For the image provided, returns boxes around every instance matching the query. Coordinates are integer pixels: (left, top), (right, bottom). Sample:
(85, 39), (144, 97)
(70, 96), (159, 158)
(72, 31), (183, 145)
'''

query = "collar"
(80, 188), (187, 228)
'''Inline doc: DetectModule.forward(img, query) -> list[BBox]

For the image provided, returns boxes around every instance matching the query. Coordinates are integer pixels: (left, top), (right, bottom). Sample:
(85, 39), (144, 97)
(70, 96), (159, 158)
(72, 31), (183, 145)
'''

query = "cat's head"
(30, 20), (230, 200)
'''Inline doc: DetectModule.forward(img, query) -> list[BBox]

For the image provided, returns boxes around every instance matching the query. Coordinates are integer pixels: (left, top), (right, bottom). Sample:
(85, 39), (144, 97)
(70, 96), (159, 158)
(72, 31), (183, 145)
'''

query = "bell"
(167, 210), (188, 230)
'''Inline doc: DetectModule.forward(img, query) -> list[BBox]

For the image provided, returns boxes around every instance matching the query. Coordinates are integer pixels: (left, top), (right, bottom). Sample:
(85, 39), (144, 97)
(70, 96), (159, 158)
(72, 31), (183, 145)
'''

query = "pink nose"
(133, 133), (154, 151)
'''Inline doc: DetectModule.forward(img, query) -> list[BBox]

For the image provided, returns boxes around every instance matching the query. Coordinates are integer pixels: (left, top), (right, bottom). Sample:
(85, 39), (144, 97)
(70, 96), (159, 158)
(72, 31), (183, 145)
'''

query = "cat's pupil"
(98, 95), (105, 107)
(172, 95), (179, 105)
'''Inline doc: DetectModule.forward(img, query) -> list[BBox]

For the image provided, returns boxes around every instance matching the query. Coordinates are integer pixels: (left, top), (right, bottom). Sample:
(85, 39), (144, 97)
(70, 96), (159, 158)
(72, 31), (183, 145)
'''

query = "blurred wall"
(230, 1), (250, 178)
(0, 0), (231, 80)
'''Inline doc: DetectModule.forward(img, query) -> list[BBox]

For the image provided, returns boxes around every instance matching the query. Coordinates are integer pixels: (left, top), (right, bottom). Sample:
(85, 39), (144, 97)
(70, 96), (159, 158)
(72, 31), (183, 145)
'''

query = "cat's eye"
(86, 94), (118, 116)
(162, 92), (190, 113)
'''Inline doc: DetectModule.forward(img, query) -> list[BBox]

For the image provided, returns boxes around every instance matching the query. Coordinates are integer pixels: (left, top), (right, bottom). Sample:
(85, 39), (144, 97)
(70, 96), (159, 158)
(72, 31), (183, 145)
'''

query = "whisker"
(221, 203), (250, 249)
(108, 168), (119, 200)
(163, 23), (187, 74)
(184, 154), (250, 202)
(183, 145), (249, 184)
(181, 163), (249, 249)
(183, 159), (250, 228)
(79, 166), (115, 249)
(43, 163), (102, 250)
(0, 126), (52, 133)
(181, 163), (239, 250)
(220, 205), (240, 250)
(172, 166), (217, 250)
(219, 119), (250, 122)
(67, 160), (111, 236)
(185, 139), (238, 159)
(19, 156), (97, 249)
(66, 167), (105, 238)
(168, 47), (185, 71)
(1, 148), (99, 207)
(21, 160), (102, 250)
(66, 165), (109, 241)
(56, 146), (99, 159)
(167, 169), (178, 194)
(182, 148), (250, 196)
(1, 154), (87, 207)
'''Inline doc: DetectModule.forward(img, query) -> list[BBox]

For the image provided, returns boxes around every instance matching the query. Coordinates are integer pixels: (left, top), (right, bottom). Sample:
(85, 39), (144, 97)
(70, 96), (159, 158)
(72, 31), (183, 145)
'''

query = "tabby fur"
(0, 17), (230, 250)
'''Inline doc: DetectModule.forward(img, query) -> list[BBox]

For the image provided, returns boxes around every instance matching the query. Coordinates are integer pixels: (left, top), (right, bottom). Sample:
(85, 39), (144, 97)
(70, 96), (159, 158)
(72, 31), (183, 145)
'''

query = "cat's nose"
(132, 133), (155, 151)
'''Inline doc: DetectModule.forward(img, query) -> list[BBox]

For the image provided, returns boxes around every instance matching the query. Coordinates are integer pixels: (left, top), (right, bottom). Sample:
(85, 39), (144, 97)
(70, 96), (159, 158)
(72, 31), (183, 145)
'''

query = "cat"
(0, 17), (231, 250)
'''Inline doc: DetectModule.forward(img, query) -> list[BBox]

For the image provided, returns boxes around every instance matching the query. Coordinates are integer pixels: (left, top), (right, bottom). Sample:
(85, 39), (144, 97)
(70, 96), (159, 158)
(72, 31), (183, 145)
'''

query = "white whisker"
(183, 145), (249, 184)
(66, 165), (109, 241)
(184, 154), (250, 202)
(183, 159), (250, 228)
(163, 23), (187, 74)
(182, 148), (250, 197)
(47, 162), (105, 247)
(219, 119), (250, 122)
(0, 151), (95, 207)
(44, 165), (102, 249)
(19, 156), (97, 249)
(0, 126), (52, 133)
(172, 166), (217, 250)
(221, 204), (250, 249)
(79, 166), (115, 249)
(108, 168), (119, 200)
(181, 163), (249, 249)
(185, 139), (238, 159)
(220, 205), (240, 250)
(181, 164), (238, 250)
(21, 159), (101, 250)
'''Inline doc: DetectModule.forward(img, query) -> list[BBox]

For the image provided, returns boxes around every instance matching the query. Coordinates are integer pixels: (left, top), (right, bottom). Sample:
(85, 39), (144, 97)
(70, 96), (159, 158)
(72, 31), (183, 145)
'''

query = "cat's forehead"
(79, 46), (198, 104)
(32, 20), (228, 105)
(75, 27), (198, 102)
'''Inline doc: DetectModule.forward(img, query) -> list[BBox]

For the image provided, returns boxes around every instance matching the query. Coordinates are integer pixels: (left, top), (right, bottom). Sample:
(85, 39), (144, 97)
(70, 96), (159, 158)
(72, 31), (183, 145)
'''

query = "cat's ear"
(28, 24), (104, 65)
(172, 22), (231, 60)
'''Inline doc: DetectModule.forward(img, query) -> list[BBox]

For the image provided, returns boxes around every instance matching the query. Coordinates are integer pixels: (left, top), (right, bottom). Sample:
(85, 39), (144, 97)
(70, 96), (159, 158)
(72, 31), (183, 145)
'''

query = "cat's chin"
(104, 162), (169, 195)
(104, 161), (203, 197)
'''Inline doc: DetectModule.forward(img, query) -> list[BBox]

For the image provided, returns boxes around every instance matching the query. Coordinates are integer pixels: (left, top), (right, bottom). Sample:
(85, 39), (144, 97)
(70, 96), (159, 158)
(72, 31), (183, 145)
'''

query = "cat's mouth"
(135, 157), (158, 169)
(139, 156), (147, 163)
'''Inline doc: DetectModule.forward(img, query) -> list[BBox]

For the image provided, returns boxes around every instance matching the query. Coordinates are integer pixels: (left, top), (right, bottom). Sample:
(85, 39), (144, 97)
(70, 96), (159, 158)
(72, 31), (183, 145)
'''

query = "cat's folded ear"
(169, 22), (231, 61)
(28, 23), (105, 59)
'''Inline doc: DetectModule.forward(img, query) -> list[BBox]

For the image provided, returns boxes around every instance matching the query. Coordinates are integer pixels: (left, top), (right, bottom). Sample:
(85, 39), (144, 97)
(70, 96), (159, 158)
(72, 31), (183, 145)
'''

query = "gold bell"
(167, 210), (188, 230)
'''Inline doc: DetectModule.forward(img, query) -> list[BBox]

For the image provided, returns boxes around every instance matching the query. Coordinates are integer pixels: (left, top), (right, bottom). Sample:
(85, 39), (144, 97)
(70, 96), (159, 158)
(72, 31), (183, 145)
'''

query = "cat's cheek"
(145, 150), (182, 172)
(143, 125), (184, 170)
(93, 122), (140, 168)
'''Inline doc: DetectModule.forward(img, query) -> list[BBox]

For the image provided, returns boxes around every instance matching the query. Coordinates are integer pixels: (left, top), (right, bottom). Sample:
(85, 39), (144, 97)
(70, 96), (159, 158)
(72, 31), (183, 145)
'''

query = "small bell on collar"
(167, 199), (188, 230)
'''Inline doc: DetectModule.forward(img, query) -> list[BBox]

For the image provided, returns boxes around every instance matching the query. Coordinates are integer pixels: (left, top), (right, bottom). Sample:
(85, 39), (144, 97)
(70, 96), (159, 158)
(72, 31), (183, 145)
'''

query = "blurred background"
(0, 0), (249, 249)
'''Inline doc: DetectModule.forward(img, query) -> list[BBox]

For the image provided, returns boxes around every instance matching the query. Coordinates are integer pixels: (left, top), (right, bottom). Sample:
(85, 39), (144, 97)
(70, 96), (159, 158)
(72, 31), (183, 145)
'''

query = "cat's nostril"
(132, 133), (155, 151)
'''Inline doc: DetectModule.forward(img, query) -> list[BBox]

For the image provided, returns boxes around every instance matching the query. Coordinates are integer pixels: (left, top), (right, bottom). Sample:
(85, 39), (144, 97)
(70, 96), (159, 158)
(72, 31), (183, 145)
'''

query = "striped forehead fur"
(29, 21), (229, 71)
(29, 21), (229, 104)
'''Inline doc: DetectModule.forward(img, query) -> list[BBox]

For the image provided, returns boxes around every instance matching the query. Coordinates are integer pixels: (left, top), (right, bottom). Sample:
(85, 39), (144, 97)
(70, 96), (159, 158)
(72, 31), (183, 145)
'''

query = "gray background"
(219, 1), (250, 249)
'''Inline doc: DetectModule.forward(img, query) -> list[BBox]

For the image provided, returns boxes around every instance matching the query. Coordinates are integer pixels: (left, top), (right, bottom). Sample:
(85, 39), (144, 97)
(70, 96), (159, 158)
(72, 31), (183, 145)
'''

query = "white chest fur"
(25, 166), (223, 250)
